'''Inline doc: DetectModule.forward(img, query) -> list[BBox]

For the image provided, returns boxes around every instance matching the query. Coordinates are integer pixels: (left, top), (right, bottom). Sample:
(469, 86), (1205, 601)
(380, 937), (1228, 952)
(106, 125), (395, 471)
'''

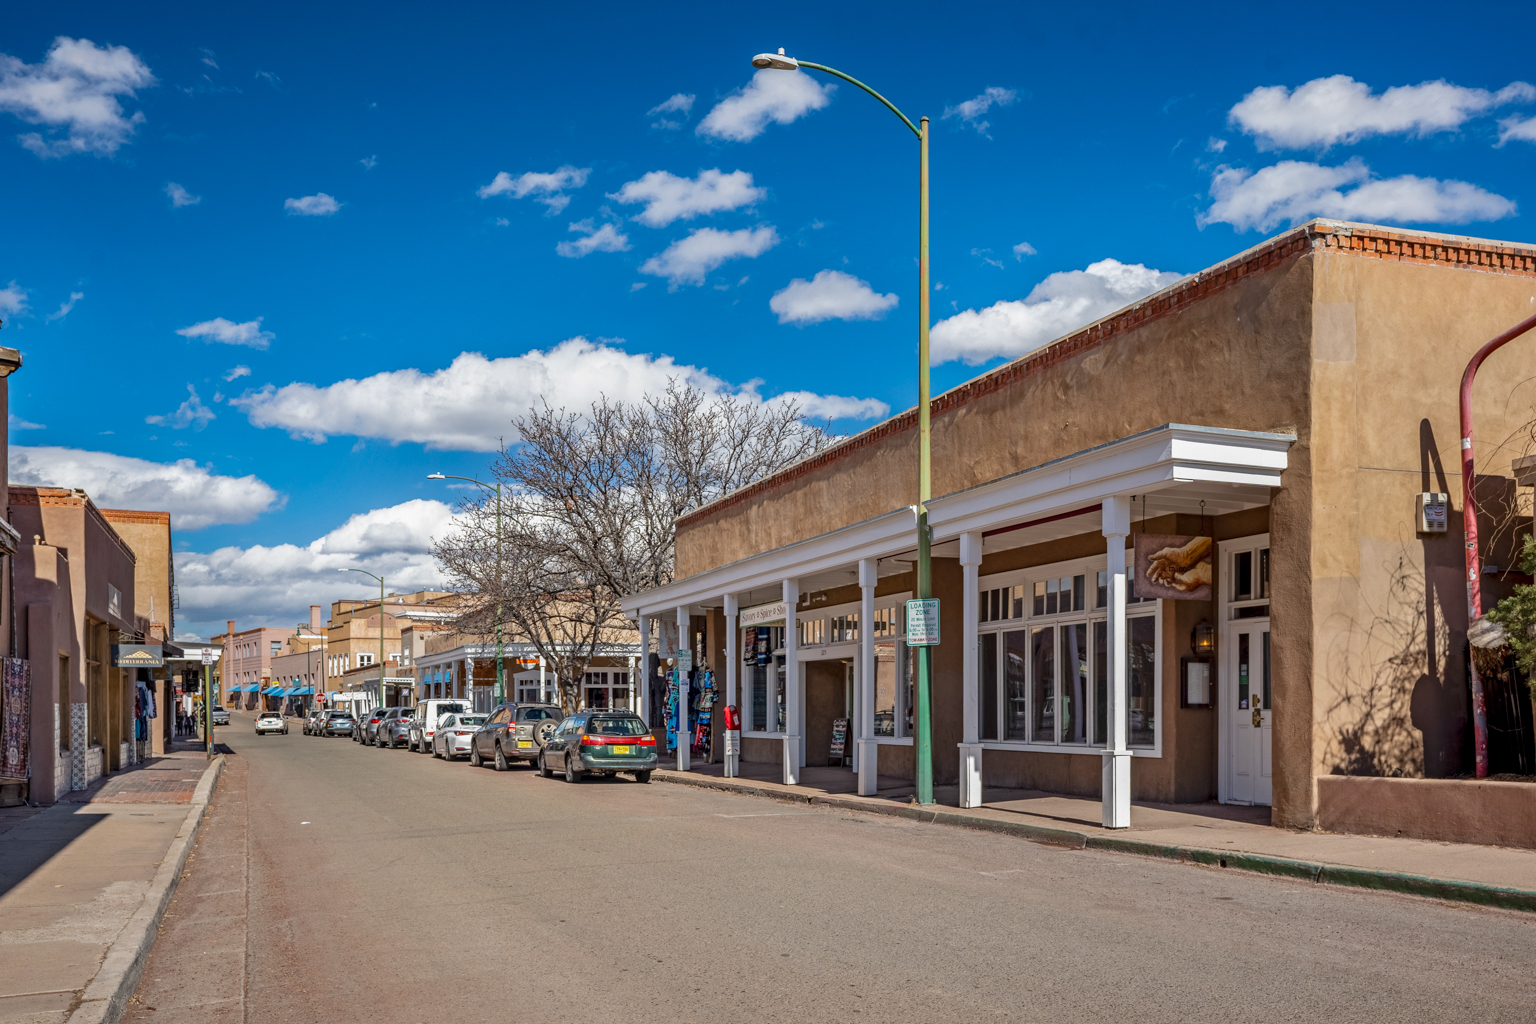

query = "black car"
(468, 702), (564, 770)
(537, 711), (656, 783)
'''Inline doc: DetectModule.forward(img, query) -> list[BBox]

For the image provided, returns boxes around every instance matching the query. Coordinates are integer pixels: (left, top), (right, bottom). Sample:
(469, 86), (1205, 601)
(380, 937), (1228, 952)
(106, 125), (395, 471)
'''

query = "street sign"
(906, 599), (941, 646)
(201, 648), (216, 665)
(676, 649), (693, 676)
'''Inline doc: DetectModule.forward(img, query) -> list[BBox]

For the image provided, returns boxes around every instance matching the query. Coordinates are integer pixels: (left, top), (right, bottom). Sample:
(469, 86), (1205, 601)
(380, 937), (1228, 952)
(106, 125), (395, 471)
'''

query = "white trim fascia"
(624, 424), (1294, 619)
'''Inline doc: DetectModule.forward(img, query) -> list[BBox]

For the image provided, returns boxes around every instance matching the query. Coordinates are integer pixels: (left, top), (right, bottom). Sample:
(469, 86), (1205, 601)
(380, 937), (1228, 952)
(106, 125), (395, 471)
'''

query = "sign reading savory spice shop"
(739, 600), (787, 628)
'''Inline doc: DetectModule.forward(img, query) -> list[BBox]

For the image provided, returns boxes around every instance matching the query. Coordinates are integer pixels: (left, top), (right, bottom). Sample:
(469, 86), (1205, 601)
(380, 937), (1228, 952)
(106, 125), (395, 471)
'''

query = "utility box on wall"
(1416, 492), (1449, 534)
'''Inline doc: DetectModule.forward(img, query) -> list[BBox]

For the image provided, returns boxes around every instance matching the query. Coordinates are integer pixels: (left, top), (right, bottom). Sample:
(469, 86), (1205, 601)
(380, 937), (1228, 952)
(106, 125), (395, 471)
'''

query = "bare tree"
(432, 381), (837, 708)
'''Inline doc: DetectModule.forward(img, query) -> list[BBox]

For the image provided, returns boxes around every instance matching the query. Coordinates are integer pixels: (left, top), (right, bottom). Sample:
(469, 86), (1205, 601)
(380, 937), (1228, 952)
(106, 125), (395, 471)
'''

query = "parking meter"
(723, 704), (741, 778)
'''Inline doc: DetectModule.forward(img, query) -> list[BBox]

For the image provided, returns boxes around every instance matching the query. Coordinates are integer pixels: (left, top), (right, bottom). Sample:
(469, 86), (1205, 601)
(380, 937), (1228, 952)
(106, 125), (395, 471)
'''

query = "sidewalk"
(0, 747), (222, 1024)
(656, 758), (1536, 911)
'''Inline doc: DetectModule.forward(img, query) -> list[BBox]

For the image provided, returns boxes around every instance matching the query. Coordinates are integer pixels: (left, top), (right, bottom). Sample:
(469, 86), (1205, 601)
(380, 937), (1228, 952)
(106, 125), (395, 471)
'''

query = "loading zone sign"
(906, 599), (940, 646)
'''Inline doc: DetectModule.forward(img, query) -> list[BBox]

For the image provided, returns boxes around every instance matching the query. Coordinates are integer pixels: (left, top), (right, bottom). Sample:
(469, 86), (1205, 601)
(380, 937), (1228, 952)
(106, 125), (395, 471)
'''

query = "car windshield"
(458, 715), (487, 726)
(587, 717), (647, 736)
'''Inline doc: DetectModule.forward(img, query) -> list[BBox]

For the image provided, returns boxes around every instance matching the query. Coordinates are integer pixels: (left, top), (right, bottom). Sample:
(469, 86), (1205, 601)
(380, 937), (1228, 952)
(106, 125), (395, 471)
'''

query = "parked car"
(355, 707), (390, 743)
(211, 705), (230, 726)
(537, 711), (656, 783)
(304, 709), (327, 735)
(407, 700), (469, 753)
(373, 707), (414, 748)
(322, 710), (356, 737)
(255, 712), (288, 735)
(433, 713), (489, 760)
(469, 703), (564, 770)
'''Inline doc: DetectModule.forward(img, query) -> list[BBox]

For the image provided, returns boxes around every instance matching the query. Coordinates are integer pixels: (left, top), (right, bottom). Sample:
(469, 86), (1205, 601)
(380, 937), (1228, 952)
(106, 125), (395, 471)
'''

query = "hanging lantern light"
(1191, 619), (1216, 656)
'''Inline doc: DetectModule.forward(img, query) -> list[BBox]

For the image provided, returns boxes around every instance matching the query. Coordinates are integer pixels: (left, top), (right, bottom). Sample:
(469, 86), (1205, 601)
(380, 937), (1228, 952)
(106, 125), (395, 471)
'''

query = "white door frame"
(1217, 533), (1272, 806)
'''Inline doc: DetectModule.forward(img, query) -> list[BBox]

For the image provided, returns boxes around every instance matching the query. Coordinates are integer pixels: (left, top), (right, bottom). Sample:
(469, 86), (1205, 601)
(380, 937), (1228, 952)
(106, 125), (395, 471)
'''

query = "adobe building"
(218, 620), (293, 709)
(623, 219), (1536, 848)
(99, 508), (174, 642)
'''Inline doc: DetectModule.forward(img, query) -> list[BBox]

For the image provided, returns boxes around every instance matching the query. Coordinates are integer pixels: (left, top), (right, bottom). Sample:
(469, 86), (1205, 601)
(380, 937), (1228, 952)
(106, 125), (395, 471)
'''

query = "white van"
(408, 699), (469, 753)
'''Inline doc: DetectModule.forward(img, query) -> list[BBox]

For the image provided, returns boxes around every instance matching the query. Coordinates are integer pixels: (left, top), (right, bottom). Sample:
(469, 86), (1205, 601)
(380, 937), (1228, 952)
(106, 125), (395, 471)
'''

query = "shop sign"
(829, 717), (848, 761)
(112, 644), (163, 667)
(905, 599), (941, 646)
(1133, 534), (1213, 601)
(724, 729), (740, 756)
(739, 600), (787, 628)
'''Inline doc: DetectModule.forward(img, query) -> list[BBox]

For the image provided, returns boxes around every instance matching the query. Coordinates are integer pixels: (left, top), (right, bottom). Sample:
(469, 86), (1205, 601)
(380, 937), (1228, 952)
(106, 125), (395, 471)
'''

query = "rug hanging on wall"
(0, 657), (30, 782)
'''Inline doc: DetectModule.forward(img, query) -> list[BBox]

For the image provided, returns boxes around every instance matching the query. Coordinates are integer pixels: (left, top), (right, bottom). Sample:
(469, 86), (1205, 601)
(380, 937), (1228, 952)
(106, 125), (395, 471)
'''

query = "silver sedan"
(433, 713), (488, 760)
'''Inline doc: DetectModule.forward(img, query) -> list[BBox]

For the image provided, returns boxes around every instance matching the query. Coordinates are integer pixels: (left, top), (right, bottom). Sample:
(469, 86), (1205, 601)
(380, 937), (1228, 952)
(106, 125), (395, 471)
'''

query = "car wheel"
(493, 744), (509, 771)
(538, 752), (552, 779)
(564, 754), (581, 783)
(635, 770), (652, 784)
(469, 744), (483, 768)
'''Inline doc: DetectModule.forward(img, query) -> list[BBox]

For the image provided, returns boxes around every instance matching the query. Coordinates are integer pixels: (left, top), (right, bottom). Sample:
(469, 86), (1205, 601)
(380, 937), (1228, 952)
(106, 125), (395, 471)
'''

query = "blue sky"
(4, 1), (1534, 638)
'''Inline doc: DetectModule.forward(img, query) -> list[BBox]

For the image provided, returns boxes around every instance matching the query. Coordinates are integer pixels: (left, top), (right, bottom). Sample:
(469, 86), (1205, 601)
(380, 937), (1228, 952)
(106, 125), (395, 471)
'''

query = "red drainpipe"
(1459, 310), (1536, 779)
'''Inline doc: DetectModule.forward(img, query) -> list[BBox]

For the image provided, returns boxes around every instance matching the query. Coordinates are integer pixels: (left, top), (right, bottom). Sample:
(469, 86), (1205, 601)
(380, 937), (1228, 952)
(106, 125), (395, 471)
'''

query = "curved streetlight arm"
(428, 472), (496, 491)
(794, 61), (921, 139)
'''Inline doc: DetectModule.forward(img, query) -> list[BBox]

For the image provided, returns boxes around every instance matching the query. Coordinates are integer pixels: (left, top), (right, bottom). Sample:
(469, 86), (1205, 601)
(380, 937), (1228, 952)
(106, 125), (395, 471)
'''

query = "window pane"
(899, 642), (915, 738)
(1128, 615), (1156, 747)
(1092, 620), (1108, 745)
(980, 632), (999, 741)
(989, 589), (1000, 622)
(1033, 581), (1045, 617)
(1259, 548), (1271, 599)
(1062, 623), (1087, 743)
(1238, 632), (1250, 709)
(775, 658), (786, 732)
(1234, 551), (1253, 602)
(1097, 570), (1108, 609)
(1031, 626), (1055, 743)
(1045, 579), (1058, 615)
(1072, 575), (1085, 614)
(874, 643), (897, 736)
(1004, 630), (1029, 741)
(751, 664), (767, 731)
(1012, 585), (1024, 620)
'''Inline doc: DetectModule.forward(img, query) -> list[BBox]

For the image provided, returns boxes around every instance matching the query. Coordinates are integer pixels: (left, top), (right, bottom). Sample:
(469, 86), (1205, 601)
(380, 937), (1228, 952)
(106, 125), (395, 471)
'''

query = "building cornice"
(675, 219), (1535, 533)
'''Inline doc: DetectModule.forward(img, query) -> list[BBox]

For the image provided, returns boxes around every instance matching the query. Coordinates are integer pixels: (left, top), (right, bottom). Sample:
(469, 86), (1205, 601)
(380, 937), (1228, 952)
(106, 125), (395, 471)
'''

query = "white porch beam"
(636, 614), (649, 723)
(676, 605), (691, 772)
(856, 558), (878, 797)
(958, 531), (984, 809)
(723, 594), (739, 778)
(1102, 495), (1132, 829)
(783, 578), (801, 786)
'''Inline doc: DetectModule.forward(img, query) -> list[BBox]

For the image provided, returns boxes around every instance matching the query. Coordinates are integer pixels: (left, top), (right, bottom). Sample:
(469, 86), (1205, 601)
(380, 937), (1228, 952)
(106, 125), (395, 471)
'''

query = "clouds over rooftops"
(10, 445), (283, 530)
(609, 168), (765, 227)
(0, 36), (156, 157)
(477, 165), (590, 214)
(284, 192), (340, 216)
(697, 70), (834, 142)
(1229, 75), (1536, 150)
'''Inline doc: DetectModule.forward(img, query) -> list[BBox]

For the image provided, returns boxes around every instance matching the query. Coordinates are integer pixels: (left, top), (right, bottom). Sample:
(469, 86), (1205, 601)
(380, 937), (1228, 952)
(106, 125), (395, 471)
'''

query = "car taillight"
(637, 735), (656, 746)
(580, 735), (605, 746)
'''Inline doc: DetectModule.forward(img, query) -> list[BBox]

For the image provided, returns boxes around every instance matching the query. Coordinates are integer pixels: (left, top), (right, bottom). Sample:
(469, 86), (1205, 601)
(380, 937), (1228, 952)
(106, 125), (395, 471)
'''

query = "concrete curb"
(66, 756), (225, 1024)
(655, 771), (1536, 914)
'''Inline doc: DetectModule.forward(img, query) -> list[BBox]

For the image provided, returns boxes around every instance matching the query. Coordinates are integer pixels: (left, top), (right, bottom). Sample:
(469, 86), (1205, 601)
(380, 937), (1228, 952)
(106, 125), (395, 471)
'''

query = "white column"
(724, 595), (739, 778)
(635, 615), (648, 722)
(856, 558), (878, 796)
(539, 655), (547, 705)
(465, 656), (475, 710)
(676, 605), (691, 772)
(958, 532), (984, 809)
(782, 579), (800, 785)
(1102, 495), (1132, 829)
(628, 656), (638, 712)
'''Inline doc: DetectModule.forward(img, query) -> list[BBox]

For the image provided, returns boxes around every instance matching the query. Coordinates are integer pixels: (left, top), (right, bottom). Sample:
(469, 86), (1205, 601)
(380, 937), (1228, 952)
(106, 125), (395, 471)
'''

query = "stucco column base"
(782, 735), (801, 785)
(957, 743), (984, 808)
(856, 739), (878, 796)
(1102, 750), (1131, 828)
(676, 737), (690, 772)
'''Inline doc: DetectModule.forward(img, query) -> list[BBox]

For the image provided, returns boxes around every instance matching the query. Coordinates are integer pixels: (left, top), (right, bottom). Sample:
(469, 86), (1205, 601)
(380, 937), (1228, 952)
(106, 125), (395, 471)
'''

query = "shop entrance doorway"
(802, 657), (854, 770)
(1219, 534), (1272, 806)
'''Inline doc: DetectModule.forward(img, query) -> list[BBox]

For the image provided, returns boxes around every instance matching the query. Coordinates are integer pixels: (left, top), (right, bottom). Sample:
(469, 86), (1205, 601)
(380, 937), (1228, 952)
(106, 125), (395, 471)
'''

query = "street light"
(429, 473), (505, 707)
(339, 568), (388, 711)
(751, 48), (936, 806)
(296, 624), (327, 713)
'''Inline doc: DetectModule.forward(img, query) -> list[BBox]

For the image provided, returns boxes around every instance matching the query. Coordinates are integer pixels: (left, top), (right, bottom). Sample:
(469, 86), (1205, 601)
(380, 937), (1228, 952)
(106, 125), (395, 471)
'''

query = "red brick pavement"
(65, 752), (216, 805)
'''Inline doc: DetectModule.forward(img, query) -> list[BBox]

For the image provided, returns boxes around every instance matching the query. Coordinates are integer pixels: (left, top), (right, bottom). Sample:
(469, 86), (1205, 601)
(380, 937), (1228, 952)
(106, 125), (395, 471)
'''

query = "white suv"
(255, 712), (288, 735)
(408, 700), (469, 753)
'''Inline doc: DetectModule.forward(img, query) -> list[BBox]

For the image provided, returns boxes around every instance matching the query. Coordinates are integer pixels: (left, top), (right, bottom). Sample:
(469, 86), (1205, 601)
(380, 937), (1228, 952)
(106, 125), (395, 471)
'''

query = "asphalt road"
(131, 712), (1536, 1023)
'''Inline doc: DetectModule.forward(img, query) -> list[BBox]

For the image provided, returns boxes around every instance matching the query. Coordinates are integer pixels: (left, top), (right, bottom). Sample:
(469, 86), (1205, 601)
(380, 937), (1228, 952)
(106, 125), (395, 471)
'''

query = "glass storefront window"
(980, 632), (999, 741)
(872, 641), (913, 737)
(751, 664), (768, 732)
(1128, 616), (1156, 747)
(1004, 630), (1028, 741)
(1062, 623), (1087, 744)
(1030, 626), (1054, 742)
(1092, 620), (1108, 745)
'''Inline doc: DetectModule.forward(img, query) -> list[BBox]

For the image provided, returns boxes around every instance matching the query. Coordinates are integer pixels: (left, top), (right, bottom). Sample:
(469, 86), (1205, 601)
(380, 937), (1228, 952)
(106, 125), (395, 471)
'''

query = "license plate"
(610, 745), (632, 755)
(517, 740), (533, 748)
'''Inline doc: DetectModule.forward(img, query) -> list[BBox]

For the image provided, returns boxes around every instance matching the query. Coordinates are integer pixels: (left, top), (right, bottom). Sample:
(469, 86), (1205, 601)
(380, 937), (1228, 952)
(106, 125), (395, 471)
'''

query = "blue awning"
(292, 686), (314, 695)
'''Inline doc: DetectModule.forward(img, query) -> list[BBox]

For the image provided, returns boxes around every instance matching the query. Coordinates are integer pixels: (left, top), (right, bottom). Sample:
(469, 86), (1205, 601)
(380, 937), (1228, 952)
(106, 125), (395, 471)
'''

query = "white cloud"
(648, 92), (695, 129)
(773, 391), (891, 421)
(1229, 75), (1536, 150)
(173, 499), (450, 636)
(972, 248), (1005, 270)
(8, 414), (44, 430)
(1012, 242), (1037, 260)
(176, 316), (274, 349)
(0, 37), (156, 157)
(0, 280), (29, 317)
(931, 259), (1186, 366)
(1198, 158), (1517, 232)
(9, 445), (282, 530)
(360, 154), (377, 169)
(609, 168), (765, 228)
(230, 335), (886, 451)
(770, 270), (898, 325)
(477, 165), (590, 213)
(284, 193), (340, 216)
(145, 384), (216, 430)
(943, 86), (1017, 136)
(165, 182), (200, 207)
(45, 290), (83, 321)
(555, 220), (630, 258)
(223, 364), (251, 381)
(639, 226), (779, 288)
(1206, 137), (1228, 153)
(697, 70), (834, 142)
(1499, 114), (1536, 145)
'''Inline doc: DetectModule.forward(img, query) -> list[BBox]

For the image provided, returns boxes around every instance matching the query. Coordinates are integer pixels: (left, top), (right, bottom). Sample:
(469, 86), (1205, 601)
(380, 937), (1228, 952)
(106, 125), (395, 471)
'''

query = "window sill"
(979, 741), (1162, 759)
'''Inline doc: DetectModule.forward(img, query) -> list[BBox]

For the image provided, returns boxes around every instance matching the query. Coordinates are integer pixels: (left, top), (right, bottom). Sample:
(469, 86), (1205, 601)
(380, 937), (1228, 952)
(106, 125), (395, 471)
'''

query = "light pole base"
(856, 738), (879, 795)
(1102, 749), (1132, 829)
(957, 743), (984, 809)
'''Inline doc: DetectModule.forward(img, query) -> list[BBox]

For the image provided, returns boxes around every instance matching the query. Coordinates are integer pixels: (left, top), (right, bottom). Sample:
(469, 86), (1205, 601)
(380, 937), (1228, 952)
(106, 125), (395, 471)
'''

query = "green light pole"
(339, 568), (388, 710)
(751, 48), (935, 805)
(429, 473), (505, 706)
